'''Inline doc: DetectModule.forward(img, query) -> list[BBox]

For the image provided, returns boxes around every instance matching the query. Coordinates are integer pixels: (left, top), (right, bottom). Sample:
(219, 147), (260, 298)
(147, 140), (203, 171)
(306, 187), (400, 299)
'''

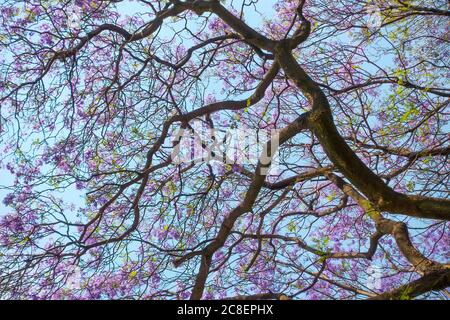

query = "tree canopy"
(0, 0), (449, 300)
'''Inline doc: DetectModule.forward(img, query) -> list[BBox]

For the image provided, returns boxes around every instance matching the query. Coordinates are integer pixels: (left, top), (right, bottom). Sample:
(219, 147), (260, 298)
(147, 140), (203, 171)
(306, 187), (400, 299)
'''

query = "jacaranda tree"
(0, 0), (448, 300)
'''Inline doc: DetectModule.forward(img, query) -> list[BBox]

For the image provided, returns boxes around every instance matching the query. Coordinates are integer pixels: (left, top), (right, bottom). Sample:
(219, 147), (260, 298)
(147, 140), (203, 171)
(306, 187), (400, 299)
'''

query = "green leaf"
(129, 270), (138, 280)
(287, 221), (297, 233)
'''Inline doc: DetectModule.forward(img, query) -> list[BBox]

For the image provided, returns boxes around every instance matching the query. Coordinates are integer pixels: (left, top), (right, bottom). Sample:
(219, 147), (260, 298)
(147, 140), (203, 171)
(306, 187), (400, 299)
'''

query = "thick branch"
(274, 44), (450, 221)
